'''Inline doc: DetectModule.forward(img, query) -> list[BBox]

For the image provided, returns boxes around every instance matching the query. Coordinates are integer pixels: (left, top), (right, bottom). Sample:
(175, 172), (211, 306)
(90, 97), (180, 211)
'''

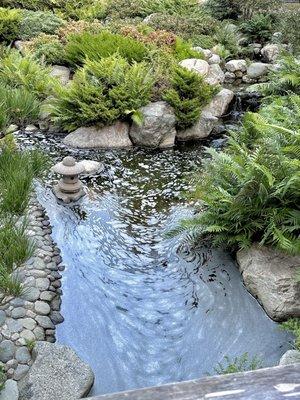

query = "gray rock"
(225, 59), (247, 73)
(203, 88), (234, 118)
(77, 160), (103, 175)
(6, 318), (22, 333)
(261, 44), (280, 63)
(129, 101), (176, 148)
(19, 342), (94, 400)
(15, 347), (31, 364)
(11, 307), (26, 319)
(21, 318), (36, 331)
(63, 122), (132, 149)
(0, 379), (19, 400)
(34, 301), (50, 316)
(35, 278), (50, 291)
(20, 330), (35, 342)
(50, 311), (64, 325)
(208, 54), (221, 65)
(50, 65), (71, 85)
(247, 62), (270, 79)
(205, 64), (225, 86)
(0, 340), (15, 362)
(39, 291), (56, 302)
(33, 327), (45, 341)
(35, 316), (55, 330)
(177, 111), (218, 141)
(14, 364), (29, 381)
(22, 287), (40, 302)
(237, 244), (300, 321)
(25, 125), (38, 133)
(224, 71), (235, 82)
(279, 350), (300, 366)
(0, 310), (6, 326)
(179, 59), (210, 76)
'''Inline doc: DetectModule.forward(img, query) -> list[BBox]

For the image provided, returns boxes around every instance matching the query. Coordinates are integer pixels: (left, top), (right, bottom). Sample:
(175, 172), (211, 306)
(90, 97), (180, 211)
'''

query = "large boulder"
(247, 62), (270, 79)
(261, 44), (280, 63)
(203, 88), (234, 118)
(50, 65), (71, 85)
(176, 111), (218, 141)
(225, 59), (247, 73)
(205, 64), (225, 86)
(129, 101), (176, 148)
(179, 59), (210, 76)
(176, 89), (234, 141)
(237, 244), (300, 321)
(63, 122), (133, 149)
(279, 350), (300, 366)
(18, 342), (94, 400)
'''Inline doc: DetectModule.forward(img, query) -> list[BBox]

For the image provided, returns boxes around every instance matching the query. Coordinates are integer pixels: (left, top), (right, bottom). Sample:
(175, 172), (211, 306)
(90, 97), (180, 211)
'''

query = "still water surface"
(19, 132), (291, 396)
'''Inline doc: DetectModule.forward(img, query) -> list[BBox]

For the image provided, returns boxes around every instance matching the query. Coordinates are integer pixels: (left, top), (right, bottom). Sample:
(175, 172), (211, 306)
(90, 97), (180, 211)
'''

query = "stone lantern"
(52, 156), (85, 203)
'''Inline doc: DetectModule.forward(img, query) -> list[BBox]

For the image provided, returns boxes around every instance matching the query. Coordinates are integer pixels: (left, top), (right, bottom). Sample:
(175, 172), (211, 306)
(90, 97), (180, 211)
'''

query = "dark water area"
(17, 131), (291, 396)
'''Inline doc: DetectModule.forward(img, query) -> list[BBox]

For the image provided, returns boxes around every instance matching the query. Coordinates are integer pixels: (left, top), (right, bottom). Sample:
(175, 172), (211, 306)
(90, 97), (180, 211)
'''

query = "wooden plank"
(87, 364), (300, 400)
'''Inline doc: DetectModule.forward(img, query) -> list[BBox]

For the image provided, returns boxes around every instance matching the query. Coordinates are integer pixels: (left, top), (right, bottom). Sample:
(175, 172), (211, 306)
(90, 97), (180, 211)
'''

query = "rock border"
(0, 197), (64, 381)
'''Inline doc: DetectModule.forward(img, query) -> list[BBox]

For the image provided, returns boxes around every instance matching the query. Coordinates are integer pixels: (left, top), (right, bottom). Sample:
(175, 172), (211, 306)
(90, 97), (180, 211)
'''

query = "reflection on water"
(19, 132), (291, 396)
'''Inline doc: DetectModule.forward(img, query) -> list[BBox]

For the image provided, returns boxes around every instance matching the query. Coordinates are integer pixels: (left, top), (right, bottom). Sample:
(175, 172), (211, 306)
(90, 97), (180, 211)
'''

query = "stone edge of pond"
(0, 196), (64, 382)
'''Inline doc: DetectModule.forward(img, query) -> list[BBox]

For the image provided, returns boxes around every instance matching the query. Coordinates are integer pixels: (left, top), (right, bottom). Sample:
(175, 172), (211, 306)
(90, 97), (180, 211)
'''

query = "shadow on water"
(18, 131), (291, 396)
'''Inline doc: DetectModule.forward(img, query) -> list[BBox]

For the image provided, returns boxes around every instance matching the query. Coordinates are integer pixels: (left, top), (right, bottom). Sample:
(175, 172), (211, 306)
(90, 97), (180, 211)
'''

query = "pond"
(17, 131), (291, 396)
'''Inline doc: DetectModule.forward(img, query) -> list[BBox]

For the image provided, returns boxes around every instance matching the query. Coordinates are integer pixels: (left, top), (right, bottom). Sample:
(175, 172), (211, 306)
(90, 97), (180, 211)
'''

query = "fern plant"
(0, 51), (52, 99)
(281, 319), (300, 350)
(170, 96), (300, 255)
(214, 353), (262, 375)
(252, 55), (300, 97)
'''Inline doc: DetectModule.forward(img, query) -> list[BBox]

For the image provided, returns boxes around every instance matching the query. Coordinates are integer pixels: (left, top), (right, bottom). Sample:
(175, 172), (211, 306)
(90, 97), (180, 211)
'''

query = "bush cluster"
(0, 7), (21, 43)
(65, 31), (149, 67)
(19, 9), (64, 40)
(164, 66), (214, 130)
(50, 55), (154, 131)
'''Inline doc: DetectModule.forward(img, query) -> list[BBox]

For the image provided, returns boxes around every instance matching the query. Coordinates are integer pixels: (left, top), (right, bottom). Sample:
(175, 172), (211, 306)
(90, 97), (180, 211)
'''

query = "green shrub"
(193, 34), (215, 49)
(173, 38), (204, 61)
(281, 319), (300, 350)
(206, 0), (280, 20)
(19, 10), (64, 40)
(214, 353), (262, 375)
(170, 95), (300, 255)
(277, 8), (300, 55)
(164, 66), (214, 130)
(146, 12), (217, 42)
(0, 51), (52, 98)
(0, 7), (22, 43)
(205, 0), (239, 20)
(0, 85), (40, 127)
(65, 31), (149, 67)
(50, 55), (154, 131)
(240, 14), (275, 44)
(58, 0), (107, 20)
(0, 0), (60, 11)
(213, 22), (241, 58)
(106, 0), (212, 20)
(25, 34), (66, 65)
